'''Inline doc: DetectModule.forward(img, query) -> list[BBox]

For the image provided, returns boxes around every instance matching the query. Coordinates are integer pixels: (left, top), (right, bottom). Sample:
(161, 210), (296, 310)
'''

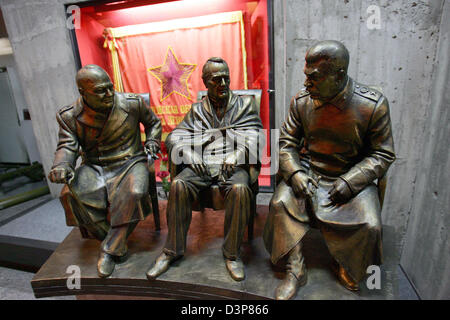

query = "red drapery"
(103, 11), (248, 140)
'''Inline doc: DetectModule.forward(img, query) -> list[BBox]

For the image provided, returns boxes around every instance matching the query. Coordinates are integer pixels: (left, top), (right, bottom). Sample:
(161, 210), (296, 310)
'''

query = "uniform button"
(360, 87), (368, 93)
(210, 135), (215, 142)
(370, 92), (375, 96)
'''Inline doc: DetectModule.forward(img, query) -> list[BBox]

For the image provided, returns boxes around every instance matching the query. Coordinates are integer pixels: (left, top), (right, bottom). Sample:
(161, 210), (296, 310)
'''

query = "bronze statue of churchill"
(146, 57), (264, 282)
(263, 41), (395, 299)
(48, 65), (161, 278)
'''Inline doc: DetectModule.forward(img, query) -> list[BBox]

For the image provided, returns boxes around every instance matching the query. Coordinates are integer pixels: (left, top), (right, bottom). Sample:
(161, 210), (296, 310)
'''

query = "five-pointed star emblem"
(148, 46), (197, 102)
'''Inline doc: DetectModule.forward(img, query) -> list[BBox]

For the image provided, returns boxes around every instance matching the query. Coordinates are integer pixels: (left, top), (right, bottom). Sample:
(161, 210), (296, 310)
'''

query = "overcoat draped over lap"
(263, 78), (395, 282)
(54, 92), (161, 228)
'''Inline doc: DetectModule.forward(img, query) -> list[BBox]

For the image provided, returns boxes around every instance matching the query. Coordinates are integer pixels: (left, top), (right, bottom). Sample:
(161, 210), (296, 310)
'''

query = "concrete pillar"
(0, 0), (82, 196)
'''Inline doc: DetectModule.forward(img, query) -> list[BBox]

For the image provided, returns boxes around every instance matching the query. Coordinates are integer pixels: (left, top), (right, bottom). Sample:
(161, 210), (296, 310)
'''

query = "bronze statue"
(146, 57), (264, 281)
(263, 40), (395, 299)
(48, 65), (161, 278)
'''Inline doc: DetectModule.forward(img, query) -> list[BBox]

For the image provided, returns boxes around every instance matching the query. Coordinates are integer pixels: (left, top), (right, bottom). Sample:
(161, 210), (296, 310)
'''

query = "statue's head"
(76, 65), (114, 112)
(202, 57), (230, 102)
(304, 40), (349, 101)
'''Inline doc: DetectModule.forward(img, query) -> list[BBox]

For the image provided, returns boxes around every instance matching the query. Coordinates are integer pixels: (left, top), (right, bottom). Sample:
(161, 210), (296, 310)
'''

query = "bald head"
(76, 65), (114, 111)
(305, 40), (349, 75)
(303, 40), (350, 100)
(76, 64), (111, 90)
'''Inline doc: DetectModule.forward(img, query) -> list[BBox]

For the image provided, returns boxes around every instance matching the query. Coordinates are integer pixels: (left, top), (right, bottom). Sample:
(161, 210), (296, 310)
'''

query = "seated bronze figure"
(48, 65), (161, 278)
(146, 57), (264, 282)
(263, 41), (396, 299)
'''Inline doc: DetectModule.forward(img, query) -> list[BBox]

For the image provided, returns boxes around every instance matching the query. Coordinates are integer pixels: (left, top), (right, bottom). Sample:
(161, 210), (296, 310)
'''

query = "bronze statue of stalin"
(48, 65), (161, 278)
(146, 57), (264, 282)
(263, 41), (395, 299)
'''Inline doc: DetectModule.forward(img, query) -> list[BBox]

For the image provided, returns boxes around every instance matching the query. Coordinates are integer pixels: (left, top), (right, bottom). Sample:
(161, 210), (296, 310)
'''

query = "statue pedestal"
(31, 201), (398, 300)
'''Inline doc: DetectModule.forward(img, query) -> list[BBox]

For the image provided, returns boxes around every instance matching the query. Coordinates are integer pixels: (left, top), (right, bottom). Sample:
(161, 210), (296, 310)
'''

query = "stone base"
(31, 201), (398, 300)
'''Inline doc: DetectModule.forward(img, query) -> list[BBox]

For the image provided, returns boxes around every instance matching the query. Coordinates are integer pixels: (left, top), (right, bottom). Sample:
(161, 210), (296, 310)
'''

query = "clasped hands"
(290, 171), (352, 204)
(188, 151), (239, 179)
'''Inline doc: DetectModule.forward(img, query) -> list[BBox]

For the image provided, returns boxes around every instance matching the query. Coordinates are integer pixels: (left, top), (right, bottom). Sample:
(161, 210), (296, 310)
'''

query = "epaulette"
(354, 84), (382, 102)
(125, 93), (141, 100)
(295, 89), (310, 100)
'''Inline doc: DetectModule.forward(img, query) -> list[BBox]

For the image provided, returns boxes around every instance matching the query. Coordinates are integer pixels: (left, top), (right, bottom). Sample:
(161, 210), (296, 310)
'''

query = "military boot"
(275, 243), (307, 300)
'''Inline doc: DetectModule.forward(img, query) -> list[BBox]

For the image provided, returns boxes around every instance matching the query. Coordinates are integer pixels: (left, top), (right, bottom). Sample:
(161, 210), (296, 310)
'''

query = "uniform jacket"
(279, 77), (395, 196)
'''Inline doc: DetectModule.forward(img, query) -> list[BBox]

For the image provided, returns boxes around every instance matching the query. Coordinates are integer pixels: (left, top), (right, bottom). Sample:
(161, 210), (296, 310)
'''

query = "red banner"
(103, 11), (248, 141)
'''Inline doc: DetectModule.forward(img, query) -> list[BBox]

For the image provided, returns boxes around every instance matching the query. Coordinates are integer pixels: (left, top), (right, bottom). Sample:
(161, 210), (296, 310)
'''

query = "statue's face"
(80, 72), (115, 112)
(303, 60), (344, 101)
(204, 63), (230, 101)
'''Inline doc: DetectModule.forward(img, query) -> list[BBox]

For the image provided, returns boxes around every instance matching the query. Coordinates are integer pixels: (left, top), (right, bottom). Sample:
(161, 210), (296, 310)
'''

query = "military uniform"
(263, 77), (395, 283)
(54, 92), (161, 257)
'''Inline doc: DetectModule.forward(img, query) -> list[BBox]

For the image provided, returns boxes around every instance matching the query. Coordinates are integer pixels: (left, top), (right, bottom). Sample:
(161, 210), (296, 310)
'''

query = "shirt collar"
(312, 77), (353, 110)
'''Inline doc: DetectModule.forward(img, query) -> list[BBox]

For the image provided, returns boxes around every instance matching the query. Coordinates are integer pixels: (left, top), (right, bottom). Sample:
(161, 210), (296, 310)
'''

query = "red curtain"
(103, 11), (248, 140)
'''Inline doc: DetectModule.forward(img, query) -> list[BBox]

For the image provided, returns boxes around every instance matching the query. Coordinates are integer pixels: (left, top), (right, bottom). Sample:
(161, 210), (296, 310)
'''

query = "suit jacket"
(53, 92), (161, 168)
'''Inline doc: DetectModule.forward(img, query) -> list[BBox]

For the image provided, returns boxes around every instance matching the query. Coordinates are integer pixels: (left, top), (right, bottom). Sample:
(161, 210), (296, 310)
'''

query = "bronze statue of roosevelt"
(48, 64), (161, 278)
(263, 40), (396, 299)
(146, 57), (264, 282)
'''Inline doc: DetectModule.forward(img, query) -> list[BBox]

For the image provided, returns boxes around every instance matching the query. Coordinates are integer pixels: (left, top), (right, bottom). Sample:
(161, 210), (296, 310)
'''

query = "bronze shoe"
(331, 261), (360, 291)
(146, 252), (178, 280)
(225, 258), (245, 281)
(338, 266), (360, 291)
(97, 252), (115, 278)
(275, 271), (307, 300)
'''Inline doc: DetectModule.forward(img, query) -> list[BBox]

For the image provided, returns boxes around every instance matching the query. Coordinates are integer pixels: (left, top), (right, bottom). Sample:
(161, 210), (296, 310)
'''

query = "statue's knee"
(171, 177), (188, 193)
(230, 183), (251, 195)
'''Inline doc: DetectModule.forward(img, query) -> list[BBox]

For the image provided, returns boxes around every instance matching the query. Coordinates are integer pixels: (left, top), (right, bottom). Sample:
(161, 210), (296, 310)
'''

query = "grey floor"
(0, 190), (419, 300)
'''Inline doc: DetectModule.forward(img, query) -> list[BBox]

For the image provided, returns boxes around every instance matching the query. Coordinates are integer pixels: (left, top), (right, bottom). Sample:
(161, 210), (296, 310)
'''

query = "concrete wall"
(400, 0), (449, 300)
(0, 0), (448, 298)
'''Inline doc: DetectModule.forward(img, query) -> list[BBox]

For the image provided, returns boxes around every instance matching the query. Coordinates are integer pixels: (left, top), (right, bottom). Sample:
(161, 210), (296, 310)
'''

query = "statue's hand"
(145, 141), (160, 159)
(221, 152), (238, 179)
(187, 151), (208, 177)
(328, 178), (352, 203)
(48, 164), (75, 185)
(290, 171), (318, 198)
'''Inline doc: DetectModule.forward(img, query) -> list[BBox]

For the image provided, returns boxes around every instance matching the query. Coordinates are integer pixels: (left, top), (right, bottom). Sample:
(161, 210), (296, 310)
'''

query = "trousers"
(163, 166), (253, 260)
